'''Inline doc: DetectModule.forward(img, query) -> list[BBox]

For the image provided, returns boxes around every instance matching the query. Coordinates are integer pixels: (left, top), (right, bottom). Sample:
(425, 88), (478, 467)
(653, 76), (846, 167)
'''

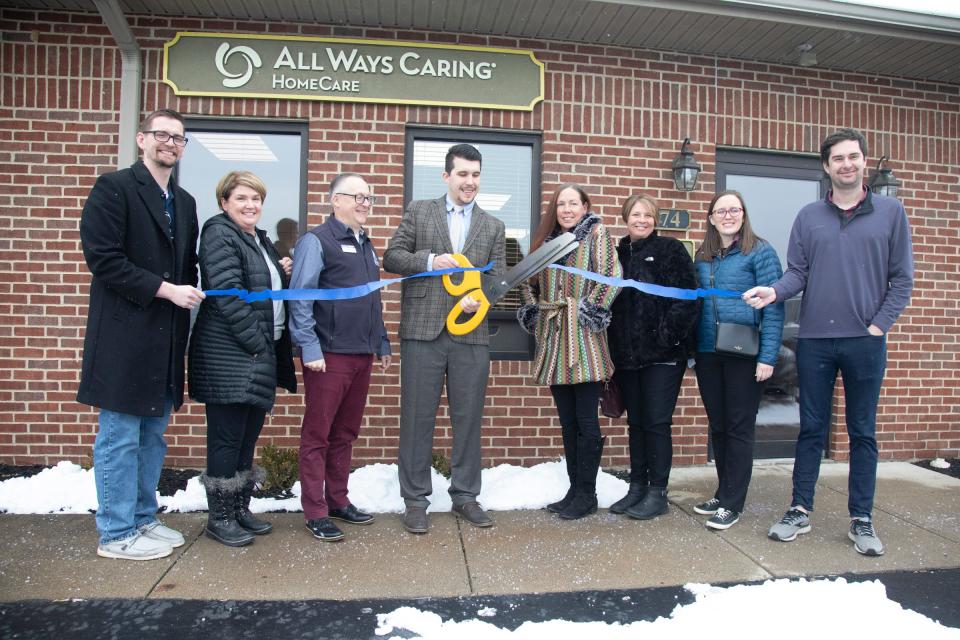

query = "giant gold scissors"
(443, 232), (579, 335)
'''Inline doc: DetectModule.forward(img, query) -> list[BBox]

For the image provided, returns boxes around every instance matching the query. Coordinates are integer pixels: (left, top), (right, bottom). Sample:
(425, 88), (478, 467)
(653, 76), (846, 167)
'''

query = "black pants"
(695, 352), (765, 512)
(205, 403), (268, 479)
(615, 364), (686, 488)
(550, 382), (602, 439)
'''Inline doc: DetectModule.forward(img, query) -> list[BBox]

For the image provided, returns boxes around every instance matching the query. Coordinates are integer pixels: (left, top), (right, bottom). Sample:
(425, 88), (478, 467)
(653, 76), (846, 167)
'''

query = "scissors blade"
(482, 232), (579, 305)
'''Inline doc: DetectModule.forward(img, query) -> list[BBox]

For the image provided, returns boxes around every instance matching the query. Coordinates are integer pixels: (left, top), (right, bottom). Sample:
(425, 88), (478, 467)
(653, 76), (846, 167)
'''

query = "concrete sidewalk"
(1, 461), (957, 602)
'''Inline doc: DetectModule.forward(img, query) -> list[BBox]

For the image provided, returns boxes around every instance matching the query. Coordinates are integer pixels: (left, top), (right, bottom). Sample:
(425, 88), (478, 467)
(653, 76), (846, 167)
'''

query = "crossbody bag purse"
(710, 260), (760, 358)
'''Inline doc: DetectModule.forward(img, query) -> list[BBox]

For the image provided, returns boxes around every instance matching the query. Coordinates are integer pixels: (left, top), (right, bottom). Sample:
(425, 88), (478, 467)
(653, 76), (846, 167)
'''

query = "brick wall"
(1, 8), (957, 469)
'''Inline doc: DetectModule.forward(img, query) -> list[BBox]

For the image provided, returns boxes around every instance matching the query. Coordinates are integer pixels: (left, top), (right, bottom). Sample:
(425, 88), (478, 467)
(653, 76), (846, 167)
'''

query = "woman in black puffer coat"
(189, 170), (296, 547)
(607, 194), (699, 521)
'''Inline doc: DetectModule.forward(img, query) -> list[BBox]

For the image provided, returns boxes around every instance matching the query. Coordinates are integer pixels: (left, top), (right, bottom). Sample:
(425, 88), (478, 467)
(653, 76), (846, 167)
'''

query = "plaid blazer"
(384, 196), (506, 345)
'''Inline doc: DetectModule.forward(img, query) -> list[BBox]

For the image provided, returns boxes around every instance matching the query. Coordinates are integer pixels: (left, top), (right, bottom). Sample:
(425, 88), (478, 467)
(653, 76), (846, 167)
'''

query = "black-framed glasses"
(335, 192), (376, 205)
(712, 207), (743, 218)
(144, 130), (189, 147)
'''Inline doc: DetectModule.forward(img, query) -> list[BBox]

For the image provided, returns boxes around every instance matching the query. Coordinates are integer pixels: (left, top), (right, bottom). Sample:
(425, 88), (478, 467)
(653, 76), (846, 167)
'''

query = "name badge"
(341, 244), (357, 253)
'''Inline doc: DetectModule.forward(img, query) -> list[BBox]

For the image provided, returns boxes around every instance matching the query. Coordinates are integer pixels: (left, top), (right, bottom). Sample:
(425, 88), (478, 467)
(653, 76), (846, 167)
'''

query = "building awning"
(11, 0), (960, 83)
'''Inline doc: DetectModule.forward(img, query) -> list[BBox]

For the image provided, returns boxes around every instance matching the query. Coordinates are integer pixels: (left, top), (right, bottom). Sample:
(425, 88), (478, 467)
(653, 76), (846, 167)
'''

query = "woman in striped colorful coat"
(518, 184), (621, 520)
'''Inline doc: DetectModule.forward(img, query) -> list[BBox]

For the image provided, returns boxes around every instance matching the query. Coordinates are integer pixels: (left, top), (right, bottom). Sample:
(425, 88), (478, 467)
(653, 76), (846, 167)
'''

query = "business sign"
(163, 32), (544, 111)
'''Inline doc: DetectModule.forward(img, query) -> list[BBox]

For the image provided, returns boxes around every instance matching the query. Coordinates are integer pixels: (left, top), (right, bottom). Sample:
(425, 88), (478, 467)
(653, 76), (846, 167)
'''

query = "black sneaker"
(329, 504), (375, 525)
(305, 518), (344, 542)
(705, 507), (740, 530)
(694, 498), (720, 515)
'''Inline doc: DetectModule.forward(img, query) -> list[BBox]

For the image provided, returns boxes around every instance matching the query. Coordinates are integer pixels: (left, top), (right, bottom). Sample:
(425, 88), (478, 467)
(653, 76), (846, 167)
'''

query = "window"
(404, 127), (542, 360)
(178, 119), (308, 264)
(716, 149), (828, 459)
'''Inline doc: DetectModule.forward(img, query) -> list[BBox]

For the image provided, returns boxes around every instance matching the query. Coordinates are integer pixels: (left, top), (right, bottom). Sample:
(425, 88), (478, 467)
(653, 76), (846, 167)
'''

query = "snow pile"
(374, 578), (960, 639)
(0, 459), (629, 515)
(931, 458), (951, 470)
(0, 461), (98, 514)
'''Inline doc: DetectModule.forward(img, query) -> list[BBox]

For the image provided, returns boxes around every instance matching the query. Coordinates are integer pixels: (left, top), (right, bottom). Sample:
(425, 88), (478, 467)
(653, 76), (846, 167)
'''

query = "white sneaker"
(97, 532), (172, 561)
(139, 521), (185, 548)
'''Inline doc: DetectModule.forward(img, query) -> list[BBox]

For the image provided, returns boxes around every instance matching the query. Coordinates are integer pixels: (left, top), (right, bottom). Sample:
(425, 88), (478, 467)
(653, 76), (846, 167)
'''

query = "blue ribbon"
(548, 264), (744, 299)
(204, 261), (745, 304)
(203, 262), (494, 303)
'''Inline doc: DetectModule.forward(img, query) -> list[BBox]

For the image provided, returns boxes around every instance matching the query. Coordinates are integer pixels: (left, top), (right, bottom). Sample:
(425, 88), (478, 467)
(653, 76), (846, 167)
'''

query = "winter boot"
(559, 435), (605, 520)
(201, 473), (254, 547)
(546, 423), (579, 514)
(609, 482), (648, 514)
(625, 487), (669, 520)
(235, 467), (273, 535)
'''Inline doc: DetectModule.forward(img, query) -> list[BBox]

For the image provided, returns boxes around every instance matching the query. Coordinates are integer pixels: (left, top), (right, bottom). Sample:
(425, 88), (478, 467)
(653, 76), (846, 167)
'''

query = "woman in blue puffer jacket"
(693, 190), (784, 531)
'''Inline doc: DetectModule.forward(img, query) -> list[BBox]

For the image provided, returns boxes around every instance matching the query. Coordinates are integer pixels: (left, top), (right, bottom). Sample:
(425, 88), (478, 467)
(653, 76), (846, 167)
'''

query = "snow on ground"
(0, 459), (628, 514)
(374, 578), (960, 639)
(4, 459), (958, 514)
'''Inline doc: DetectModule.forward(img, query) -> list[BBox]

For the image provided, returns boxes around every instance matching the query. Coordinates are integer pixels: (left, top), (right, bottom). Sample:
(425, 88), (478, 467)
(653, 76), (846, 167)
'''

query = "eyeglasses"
(336, 192), (376, 205)
(712, 207), (743, 218)
(143, 130), (189, 147)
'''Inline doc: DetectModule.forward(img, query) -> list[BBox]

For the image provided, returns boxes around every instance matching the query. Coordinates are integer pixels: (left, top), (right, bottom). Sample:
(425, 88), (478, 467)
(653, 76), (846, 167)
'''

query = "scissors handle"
(446, 288), (491, 336)
(442, 254), (490, 336)
(442, 254), (482, 296)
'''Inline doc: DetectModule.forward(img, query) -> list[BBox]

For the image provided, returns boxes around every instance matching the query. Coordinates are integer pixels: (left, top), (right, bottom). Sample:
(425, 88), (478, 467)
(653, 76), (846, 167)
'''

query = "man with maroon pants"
(289, 173), (391, 541)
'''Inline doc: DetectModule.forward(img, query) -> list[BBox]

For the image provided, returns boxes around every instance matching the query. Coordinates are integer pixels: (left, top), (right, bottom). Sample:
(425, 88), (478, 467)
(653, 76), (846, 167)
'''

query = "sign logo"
(214, 42), (262, 88)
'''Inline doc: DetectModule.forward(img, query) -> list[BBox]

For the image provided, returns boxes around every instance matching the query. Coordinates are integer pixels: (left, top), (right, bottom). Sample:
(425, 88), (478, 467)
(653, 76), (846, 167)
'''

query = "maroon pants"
(299, 353), (374, 519)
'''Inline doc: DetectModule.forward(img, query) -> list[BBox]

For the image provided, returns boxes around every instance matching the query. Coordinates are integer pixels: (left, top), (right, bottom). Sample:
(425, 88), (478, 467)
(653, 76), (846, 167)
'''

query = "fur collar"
(618, 229), (659, 253)
(548, 212), (601, 244)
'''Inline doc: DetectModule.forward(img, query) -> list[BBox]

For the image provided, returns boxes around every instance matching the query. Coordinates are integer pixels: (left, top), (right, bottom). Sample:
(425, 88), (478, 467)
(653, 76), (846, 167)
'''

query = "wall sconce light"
(868, 155), (901, 197)
(672, 137), (701, 192)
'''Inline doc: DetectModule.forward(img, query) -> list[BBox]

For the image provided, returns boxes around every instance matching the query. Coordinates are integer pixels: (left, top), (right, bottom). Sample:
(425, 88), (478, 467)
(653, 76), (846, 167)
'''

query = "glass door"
(716, 150), (827, 458)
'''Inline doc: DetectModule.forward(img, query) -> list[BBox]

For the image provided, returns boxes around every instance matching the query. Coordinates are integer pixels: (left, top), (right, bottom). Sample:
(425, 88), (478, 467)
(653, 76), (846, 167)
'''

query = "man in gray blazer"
(384, 144), (506, 534)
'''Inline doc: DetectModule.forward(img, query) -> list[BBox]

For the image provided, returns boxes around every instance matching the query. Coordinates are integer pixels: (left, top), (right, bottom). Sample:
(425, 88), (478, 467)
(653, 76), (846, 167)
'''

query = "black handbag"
(711, 261), (760, 359)
(715, 321), (760, 357)
(600, 378), (625, 419)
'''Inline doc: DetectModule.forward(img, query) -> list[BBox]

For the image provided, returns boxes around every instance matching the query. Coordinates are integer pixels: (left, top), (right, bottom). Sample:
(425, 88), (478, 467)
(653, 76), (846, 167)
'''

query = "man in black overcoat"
(78, 108), (204, 560)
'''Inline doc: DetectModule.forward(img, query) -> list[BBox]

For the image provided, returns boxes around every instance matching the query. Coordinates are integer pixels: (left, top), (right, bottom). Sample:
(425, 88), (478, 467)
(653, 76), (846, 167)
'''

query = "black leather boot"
(559, 435), (605, 520)
(625, 487), (669, 520)
(201, 473), (254, 547)
(546, 422), (579, 514)
(235, 467), (272, 535)
(609, 482), (648, 514)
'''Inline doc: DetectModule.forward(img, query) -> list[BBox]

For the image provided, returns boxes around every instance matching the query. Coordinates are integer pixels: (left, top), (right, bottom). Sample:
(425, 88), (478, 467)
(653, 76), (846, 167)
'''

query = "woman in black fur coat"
(607, 194), (699, 520)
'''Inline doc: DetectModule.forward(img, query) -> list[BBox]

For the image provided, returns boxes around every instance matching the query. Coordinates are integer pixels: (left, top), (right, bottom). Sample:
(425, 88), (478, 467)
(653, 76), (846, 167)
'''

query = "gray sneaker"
(849, 518), (884, 556)
(139, 521), (185, 548)
(768, 508), (811, 542)
(97, 532), (172, 561)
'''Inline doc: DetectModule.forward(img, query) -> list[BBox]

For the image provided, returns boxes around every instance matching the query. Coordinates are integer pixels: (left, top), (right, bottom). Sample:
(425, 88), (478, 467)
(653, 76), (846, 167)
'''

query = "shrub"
(431, 452), (451, 479)
(260, 444), (299, 494)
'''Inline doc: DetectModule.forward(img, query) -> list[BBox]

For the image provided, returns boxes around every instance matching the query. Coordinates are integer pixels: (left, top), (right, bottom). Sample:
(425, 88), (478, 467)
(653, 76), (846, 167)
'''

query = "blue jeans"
(792, 336), (886, 518)
(93, 394), (173, 544)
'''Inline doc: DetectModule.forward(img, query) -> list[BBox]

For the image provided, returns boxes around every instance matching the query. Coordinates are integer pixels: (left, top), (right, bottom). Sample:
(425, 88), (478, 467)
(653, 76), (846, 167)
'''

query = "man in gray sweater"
(743, 128), (914, 556)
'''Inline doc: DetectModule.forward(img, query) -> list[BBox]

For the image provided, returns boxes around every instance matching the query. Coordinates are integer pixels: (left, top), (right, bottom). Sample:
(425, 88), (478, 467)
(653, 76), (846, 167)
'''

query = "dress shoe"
(329, 504), (375, 525)
(403, 506), (429, 534)
(452, 501), (494, 528)
(305, 518), (344, 542)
